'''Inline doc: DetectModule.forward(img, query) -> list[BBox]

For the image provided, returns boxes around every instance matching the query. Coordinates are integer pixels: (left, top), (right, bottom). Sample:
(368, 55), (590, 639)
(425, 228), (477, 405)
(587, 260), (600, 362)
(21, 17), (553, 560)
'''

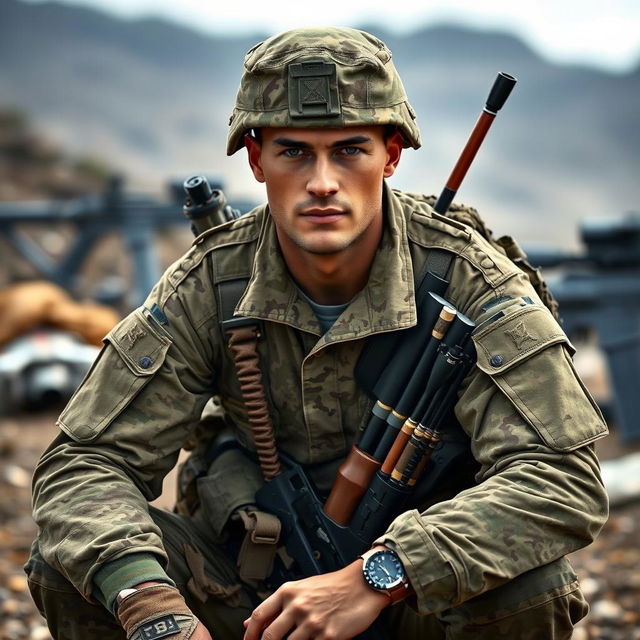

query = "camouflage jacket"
(32, 185), (608, 615)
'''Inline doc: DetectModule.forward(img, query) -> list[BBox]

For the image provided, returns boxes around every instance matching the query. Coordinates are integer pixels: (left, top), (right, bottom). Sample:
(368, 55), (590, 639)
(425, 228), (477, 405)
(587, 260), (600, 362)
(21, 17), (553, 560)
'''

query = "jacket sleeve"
(32, 261), (219, 600)
(376, 266), (609, 615)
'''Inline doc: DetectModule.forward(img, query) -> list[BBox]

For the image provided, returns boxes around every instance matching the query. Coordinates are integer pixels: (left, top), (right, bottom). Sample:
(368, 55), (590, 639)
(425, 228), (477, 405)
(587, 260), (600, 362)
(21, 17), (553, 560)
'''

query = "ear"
(244, 133), (265, 183)
(383, 131), (404, 178)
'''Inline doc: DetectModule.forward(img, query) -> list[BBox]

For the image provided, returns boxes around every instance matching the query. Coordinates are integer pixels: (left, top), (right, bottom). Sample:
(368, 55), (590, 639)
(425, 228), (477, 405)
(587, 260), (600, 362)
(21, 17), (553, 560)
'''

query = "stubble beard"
(276, 197), (380, 256)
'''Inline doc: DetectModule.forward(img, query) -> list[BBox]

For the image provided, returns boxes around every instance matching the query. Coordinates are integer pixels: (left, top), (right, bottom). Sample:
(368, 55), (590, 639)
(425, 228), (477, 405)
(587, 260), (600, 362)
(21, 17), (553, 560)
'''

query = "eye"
(339, 146), (362, 156)
(282, 148), (305, 158)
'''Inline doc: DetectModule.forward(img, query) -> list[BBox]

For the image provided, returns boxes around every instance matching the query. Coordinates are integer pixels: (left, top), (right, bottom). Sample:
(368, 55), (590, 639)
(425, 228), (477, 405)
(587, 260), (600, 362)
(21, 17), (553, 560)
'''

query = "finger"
(243, 593), (282, 640)
(260, 610), (297, 640)
(287, 624), (319, 640)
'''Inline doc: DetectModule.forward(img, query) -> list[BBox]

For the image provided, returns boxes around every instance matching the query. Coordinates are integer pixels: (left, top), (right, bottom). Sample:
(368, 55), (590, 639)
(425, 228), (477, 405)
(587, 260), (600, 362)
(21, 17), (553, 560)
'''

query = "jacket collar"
(235, 183), (417, 347)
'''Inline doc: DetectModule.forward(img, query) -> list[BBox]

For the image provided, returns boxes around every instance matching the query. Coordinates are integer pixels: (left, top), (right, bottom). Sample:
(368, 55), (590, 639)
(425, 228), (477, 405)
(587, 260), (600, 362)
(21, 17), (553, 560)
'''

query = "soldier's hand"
(116, 582), (213, 639)
(242, 559), (389, 640)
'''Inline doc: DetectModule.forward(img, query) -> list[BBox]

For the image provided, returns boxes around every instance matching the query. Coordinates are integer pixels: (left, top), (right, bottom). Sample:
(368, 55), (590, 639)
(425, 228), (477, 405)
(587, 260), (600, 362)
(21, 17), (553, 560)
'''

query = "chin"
(299, 237), (354, 255)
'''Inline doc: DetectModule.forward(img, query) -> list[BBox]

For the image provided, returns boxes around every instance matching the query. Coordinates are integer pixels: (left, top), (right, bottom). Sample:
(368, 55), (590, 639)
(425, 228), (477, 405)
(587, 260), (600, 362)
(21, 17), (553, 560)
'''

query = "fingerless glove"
(117, 584), (199, 640)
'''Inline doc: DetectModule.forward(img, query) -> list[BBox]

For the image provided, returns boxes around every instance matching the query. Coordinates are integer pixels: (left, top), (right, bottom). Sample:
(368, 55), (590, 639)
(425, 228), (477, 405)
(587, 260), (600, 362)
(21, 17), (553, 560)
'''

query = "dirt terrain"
(1, 408), (639, 640)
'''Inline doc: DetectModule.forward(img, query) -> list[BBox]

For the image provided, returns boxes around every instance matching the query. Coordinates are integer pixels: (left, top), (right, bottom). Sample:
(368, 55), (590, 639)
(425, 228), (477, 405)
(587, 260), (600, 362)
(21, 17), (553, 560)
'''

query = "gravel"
(1, 413), (639, 640)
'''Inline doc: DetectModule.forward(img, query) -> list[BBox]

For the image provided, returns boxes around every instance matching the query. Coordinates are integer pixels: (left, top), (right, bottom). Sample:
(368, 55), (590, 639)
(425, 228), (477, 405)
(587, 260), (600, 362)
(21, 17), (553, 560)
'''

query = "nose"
(306, 157), (339, 197)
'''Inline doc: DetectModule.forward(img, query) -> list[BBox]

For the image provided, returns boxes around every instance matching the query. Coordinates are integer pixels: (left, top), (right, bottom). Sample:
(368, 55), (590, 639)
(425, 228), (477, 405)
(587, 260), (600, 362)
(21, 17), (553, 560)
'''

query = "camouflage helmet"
(226, 27), (421, 155)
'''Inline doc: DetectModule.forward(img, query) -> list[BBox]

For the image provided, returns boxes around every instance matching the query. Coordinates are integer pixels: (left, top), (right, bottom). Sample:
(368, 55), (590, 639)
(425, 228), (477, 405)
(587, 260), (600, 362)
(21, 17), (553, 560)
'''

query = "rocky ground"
(1, 411), (639, 640)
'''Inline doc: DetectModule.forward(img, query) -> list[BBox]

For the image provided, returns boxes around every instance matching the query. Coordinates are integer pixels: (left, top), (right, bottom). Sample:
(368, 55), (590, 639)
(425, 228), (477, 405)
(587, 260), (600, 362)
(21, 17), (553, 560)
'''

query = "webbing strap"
(212, 259), (283, 581)
(218, 278), (257, 329)
(236, 508), (282, 581)
(212, 250), (281, 482)
(417, 248), (454, 287)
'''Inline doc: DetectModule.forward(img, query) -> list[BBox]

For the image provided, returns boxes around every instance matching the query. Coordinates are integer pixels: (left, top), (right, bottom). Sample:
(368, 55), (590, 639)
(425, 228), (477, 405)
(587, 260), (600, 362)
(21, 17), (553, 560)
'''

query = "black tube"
(485, 72), (517, 114)
(433, 187), (456, 216)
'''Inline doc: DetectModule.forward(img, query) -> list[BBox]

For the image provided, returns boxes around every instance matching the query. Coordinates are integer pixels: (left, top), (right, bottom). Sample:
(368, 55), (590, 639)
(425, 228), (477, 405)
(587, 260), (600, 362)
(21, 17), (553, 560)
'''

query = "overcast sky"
(23, 0), (640, 73)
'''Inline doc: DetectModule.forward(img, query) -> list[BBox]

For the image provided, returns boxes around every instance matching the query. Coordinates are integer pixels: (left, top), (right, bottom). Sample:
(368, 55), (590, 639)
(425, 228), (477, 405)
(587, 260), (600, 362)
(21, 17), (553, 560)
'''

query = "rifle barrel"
(434, 72), (517, 215)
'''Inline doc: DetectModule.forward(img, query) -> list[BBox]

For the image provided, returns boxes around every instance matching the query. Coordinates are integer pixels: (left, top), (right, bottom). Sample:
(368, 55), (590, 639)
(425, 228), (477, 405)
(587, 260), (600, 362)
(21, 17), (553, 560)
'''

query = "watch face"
(362, 550), (405, 590)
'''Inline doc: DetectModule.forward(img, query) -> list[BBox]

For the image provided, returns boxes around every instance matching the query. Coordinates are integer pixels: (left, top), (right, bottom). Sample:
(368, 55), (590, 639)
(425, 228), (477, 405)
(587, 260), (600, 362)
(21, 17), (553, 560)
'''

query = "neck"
(290, 255), (367, 305)
(277, 222), (382, 306)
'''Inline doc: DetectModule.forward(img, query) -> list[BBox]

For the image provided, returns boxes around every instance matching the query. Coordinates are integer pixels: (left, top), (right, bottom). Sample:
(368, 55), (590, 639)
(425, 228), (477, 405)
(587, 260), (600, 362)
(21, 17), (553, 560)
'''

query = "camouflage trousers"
(25, 506), (588, 640)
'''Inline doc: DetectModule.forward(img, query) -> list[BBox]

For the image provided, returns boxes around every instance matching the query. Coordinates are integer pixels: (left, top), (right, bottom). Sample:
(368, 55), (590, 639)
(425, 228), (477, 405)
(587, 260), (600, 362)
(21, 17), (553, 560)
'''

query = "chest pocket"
(57, 308), (171, 442)
(472, 305), (607, 452)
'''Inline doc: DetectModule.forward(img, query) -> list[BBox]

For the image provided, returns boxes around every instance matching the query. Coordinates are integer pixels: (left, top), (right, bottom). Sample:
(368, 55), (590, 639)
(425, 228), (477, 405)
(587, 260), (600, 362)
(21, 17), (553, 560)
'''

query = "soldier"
(26, 26), (608, 640)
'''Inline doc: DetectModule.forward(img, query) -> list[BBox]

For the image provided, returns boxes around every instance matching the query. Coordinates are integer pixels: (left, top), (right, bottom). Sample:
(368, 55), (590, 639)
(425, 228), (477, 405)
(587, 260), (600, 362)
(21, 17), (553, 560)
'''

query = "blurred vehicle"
(526, 212), (640, 441)
(0, 329), (99, 414)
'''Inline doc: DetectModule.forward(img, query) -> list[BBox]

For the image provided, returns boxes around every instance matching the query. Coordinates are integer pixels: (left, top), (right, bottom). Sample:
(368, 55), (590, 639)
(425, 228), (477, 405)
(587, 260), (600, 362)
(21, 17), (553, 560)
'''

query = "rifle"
(183, 175), (242, 235)
(255, 302), (476, 640)
(255, 306), (477, 568)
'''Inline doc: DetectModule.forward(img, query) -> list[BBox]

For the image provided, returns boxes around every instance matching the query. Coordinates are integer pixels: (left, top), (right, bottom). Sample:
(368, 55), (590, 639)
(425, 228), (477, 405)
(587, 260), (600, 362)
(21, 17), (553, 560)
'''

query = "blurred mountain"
(0, 107), (111, 200)
(1, 0), (638, 244)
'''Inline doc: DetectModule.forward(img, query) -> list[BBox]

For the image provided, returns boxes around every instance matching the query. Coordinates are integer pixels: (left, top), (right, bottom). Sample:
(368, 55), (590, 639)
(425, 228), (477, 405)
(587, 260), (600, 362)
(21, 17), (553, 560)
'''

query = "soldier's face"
(245, 126), (403, 256)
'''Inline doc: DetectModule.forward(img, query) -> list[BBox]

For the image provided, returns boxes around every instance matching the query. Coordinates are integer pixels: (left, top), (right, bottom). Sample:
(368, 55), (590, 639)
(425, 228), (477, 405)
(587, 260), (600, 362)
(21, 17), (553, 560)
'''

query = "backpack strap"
(417, 248), (454, 288)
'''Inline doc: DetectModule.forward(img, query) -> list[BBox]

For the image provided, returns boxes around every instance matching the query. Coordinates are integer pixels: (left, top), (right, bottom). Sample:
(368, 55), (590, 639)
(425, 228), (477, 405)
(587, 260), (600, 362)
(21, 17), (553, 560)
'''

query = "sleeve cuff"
(92, 552), (174, 613)
(374, 509), (458, 615)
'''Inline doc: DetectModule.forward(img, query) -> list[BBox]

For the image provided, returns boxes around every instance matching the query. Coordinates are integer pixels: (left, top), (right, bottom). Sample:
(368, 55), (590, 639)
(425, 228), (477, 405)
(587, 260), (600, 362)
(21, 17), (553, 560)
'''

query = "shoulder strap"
(419, 248), (454, 285)
(209, 241), (281, 481)
(217, 277), (255, 328)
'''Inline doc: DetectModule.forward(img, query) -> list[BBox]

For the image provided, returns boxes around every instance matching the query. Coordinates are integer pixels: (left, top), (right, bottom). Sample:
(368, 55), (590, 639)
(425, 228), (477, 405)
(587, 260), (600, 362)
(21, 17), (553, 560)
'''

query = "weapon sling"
(216, 275), (283, 580)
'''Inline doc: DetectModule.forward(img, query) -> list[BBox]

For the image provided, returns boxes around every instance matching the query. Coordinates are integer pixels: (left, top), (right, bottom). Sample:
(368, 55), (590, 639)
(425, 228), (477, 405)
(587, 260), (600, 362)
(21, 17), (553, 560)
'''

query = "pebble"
(29, 626), (52, 640)
(578, 576), (601, 599)
(2, 619), (28, 639)
(612, 515), (635, 534)
(590, 599), (625, 623)
(2, 598), (21, 616)
(3, 464), (32, 489)
(8, 574), (29, 593)
(572, 628), (588, 640)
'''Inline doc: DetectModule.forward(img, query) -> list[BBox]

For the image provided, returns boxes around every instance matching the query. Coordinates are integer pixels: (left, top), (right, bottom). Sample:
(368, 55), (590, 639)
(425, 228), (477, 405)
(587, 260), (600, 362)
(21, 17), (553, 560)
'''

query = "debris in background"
(0, 280), (120, 348)
(0, 329), (100, 413)
(601, 453), (640, 506)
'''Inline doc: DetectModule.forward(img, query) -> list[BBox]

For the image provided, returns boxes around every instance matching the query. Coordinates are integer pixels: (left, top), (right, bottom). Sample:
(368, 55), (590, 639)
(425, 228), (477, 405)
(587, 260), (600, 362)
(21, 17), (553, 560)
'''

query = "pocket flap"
(109, 308), (170, 375)
(472, 305), (607, 452)
(473, 305), (570, 375)
(57, 310), (171, 442)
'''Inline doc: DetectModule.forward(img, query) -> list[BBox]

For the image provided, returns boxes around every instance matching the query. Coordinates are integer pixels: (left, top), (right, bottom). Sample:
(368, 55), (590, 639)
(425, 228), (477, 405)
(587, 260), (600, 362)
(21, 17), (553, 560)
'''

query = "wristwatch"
(360, 547), (410, 604)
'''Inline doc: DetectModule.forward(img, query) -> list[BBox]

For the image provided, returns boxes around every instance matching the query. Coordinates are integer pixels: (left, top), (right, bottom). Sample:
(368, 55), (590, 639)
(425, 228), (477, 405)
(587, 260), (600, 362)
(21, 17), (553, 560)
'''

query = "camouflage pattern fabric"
(226, 27), (421, 154)
(26, 508), (586, 639)
(30, 186), (608, 633)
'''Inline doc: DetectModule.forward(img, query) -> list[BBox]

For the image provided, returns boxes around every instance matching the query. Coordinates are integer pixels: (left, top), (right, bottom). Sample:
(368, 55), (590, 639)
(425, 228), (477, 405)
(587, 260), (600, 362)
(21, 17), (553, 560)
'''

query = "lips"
(300, 208), (348, 224)
(301, 208), (345, 216)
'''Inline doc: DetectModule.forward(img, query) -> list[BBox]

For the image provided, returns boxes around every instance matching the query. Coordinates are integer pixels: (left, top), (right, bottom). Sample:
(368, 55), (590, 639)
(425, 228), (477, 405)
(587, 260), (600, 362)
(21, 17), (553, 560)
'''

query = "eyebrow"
(272, 135), (373, 149)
